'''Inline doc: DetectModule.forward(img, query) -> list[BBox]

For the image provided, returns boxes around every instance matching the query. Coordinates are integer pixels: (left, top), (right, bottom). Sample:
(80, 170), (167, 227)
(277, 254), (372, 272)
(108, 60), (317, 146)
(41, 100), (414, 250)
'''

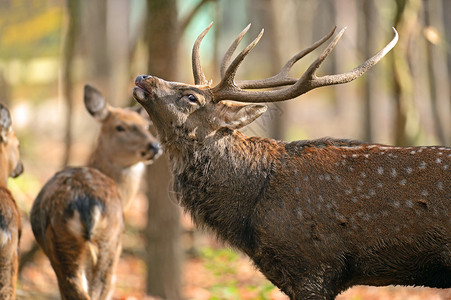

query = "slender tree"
(61, 0), (80, 167)
(144, 1), (182, 299)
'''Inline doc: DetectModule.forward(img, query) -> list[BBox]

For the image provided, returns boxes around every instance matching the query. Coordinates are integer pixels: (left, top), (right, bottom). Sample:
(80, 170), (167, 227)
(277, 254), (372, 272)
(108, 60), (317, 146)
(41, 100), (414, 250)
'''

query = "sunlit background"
(0, 0), (450, 299)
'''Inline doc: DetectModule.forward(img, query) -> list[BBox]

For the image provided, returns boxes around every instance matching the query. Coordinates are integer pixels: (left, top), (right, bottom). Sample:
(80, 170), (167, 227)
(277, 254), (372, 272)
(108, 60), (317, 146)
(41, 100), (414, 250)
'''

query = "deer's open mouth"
(133, 75), (153, 102)
(133, 86), (149, 102)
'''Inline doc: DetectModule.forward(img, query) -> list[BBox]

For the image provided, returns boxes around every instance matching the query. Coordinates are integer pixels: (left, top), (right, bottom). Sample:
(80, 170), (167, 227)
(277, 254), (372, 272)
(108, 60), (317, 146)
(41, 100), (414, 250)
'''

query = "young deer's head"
(133, 23), (397, 145)
(85, 85), (161, 169)
(0, 103), (23, 186)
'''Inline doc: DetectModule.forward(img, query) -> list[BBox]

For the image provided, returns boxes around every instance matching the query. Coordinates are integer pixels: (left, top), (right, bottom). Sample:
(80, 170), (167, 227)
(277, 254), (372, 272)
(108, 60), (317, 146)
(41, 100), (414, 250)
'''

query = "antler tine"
(220, 24), (251, 78)
(212, 29), (264, 97)
(212, 27), (398, 103)
(192, 22), (213, 85)
(311, 27), (399, 88)
(237, 26), (337, 89)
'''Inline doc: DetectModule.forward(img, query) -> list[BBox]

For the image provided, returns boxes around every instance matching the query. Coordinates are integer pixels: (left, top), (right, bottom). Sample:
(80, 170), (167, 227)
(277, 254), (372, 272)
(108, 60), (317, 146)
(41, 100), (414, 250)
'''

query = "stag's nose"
(135, 74), (150, 84)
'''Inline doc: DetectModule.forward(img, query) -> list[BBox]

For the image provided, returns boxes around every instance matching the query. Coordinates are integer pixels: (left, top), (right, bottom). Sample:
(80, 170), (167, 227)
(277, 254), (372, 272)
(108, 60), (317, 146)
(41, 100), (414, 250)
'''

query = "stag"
(133, 23), (450, 299)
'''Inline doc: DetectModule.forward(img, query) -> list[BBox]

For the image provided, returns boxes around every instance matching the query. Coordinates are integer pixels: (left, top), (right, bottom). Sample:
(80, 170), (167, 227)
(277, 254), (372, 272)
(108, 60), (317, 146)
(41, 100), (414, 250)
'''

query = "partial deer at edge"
(30, 85), (161, 300)
(0, 103), (23, 300)
(133, 23), (450, 300)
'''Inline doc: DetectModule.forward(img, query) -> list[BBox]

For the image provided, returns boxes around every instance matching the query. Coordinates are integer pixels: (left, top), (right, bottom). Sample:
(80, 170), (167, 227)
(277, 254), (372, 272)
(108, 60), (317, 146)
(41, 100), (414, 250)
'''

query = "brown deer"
(0, 103), (23, 299)
(133, 23), (451, 300)
(30, 85), (161, 300)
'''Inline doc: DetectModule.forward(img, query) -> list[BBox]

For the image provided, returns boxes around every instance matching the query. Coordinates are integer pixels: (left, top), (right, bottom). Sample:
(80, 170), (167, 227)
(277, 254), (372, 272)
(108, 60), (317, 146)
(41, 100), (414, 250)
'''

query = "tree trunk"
(61, 0), (80, 167)
(144, 1), (182, 299)
(392, 0), (421, 146)
(362, 0), (377, 142)
(423, 0), (449, 144)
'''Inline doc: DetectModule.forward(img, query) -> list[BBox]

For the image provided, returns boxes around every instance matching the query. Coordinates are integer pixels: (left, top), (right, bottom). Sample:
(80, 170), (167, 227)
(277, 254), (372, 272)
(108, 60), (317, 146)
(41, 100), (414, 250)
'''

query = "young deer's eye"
(187, 94), (197, 103)
(116, 125), (125, 132)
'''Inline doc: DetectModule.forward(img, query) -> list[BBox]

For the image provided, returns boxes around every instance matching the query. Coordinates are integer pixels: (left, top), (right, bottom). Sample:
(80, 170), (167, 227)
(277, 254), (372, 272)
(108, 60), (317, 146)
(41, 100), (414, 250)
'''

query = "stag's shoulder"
(283, 137), (369, 154)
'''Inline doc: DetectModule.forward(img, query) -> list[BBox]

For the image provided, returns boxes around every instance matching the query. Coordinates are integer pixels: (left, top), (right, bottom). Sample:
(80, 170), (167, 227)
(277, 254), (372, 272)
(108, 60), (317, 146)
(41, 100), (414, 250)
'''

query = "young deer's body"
(133, 24), (450, 299)
(0, 104), (23, 300)
(30, 85), (161, 300)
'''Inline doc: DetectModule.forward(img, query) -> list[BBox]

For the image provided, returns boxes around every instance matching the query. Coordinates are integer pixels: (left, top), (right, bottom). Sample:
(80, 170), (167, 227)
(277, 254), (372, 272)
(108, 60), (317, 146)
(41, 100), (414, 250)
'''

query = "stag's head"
(134, 23), (397, 144)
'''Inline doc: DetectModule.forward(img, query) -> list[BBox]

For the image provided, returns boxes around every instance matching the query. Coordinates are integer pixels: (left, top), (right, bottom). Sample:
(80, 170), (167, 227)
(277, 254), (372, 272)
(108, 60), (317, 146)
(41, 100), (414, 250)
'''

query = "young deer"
(133, 24), (450, 299)
(0, 103), (23, 299)
(30, 85), (161, 300)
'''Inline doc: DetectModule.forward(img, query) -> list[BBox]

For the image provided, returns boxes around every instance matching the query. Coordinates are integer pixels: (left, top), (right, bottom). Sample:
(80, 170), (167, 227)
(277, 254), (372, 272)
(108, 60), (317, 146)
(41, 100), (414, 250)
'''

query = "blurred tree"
(251, 0), (285, 140)
(423, 0), (449, 144)
(361, 0), (378, 142)
(61, 0), (80, 167)
(391, 0), (421, 146)
(143, 0), (214, 298)
(145, 0), (182, 298)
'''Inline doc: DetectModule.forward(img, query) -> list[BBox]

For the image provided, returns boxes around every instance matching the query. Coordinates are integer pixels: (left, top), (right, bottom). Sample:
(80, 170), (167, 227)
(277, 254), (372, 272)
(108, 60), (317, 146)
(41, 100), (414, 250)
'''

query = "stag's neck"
(88, 146), (145, 210)
(169, 129), (279, 253)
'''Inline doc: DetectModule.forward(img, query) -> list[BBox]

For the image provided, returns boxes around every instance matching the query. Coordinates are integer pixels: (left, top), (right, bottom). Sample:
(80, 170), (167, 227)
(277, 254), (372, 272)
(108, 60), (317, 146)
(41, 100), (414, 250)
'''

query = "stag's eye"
(116, 125), (125, 132)
(187, 94), (197, 103)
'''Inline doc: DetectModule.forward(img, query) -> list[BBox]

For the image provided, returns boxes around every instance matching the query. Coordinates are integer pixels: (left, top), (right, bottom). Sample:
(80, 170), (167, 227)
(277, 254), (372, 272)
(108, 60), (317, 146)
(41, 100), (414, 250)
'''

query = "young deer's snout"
(145, 141), (161, 159)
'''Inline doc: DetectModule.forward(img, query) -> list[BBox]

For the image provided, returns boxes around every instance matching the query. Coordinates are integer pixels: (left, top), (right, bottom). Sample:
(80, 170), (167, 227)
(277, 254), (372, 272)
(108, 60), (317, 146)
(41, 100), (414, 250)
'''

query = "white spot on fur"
(419, 162), (426, 169)
(421, 190), (429, 197)
(391, 168), (397, 177)
(406, 167), (413, 174)
(377, 182), (383, 188)
(436, 158), (442, 164)
(437, 182), (444, 190)
(360, 172), (366, 178)
(406, 200), (413, 208)
(345, 188), (352, 195)
(67, 211), (84, 238)
(81, 269), (89, 293)
(410, 151), (416, 155)
(377, 167), (384, 175)
(400, 179), (407, 186)
(0, 229), (11, 247)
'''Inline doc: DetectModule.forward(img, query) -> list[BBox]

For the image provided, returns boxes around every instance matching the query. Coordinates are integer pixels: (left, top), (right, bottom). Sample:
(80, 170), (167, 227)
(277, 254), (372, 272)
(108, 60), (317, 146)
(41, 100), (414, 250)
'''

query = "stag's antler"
(192, 23), (398, 103)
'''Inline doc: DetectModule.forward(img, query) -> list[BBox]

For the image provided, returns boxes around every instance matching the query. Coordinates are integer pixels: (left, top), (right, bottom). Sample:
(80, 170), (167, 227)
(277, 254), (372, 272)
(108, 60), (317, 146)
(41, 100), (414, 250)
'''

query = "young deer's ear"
(84, 84), (110, 121)
(0, 103), (12, 143)
(216, 101), (267, 130)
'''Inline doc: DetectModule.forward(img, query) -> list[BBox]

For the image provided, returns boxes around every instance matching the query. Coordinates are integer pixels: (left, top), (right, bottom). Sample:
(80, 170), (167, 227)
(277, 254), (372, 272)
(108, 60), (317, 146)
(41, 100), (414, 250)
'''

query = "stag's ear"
(216, 101), (267, 130)
(0, 104), (12, 143)
(84, 84), (110, 121)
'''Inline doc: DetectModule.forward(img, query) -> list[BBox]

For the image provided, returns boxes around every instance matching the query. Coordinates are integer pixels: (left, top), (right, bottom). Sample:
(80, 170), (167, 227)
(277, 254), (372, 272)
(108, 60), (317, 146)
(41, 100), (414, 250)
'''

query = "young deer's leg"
(0, 247), (19, 300)
(89, 240), (122, 300)
(44, 226), (90, 300)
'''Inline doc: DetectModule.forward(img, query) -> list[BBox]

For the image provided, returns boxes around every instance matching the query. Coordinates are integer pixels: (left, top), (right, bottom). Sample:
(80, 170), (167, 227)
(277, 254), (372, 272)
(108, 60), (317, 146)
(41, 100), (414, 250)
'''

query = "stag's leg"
(88, 238), (122, 300)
